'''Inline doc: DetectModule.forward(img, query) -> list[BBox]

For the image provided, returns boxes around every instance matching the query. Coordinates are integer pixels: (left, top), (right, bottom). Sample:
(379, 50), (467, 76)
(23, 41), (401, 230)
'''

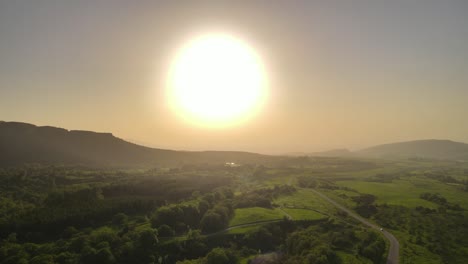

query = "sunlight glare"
(168, 33), (267, 128)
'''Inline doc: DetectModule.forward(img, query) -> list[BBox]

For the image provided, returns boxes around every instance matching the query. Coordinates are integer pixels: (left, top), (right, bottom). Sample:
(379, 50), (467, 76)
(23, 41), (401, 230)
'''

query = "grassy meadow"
(229, 207), (285, 226)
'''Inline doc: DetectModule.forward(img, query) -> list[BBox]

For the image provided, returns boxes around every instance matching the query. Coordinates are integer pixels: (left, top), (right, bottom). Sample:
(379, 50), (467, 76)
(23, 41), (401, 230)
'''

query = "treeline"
(151, 187), (235, 234)
(374, 204), (468, 264)
(419, 192), (463, 211)
(284, 221), (386, 264)
(101, 174), (232, 201)
(352, 194), (378, 218)
(1, 218), (160, 264)
(366, 173), (402, 183)
(0, 211), (387, 264)
(297, 176), (356, 192)
(424, 171), (468, 192)
(0, 186), (237, 264)
(0, 166), (234, 239)
(0, 163), (392, 264)
(175, 219), (386, 264)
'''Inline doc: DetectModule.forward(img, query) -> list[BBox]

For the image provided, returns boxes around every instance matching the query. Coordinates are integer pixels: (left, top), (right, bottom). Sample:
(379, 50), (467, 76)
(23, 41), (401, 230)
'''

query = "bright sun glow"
(168, 33), (267, 127)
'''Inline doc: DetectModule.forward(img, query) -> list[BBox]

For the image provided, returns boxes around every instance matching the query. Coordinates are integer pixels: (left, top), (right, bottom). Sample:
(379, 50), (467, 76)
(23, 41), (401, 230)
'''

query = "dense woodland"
(0, 163), (390, 264)
(0, 156), (467, 263)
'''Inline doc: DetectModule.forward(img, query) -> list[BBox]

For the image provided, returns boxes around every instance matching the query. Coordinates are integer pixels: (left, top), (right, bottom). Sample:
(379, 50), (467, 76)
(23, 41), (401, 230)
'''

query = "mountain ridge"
(287, 139), (468, 161)
(355, 139), (468, 160)
(0, 121), (276, 167)
(2, 121), (468, 166)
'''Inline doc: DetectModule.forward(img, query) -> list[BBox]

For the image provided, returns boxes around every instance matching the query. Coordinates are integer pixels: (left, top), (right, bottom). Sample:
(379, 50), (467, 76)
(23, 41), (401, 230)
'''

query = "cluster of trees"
(297, 176), (319, 188)
(234, 185), (296, 209)
(102, 174), (233, 201)
(0, 222), (160, 264)
(352, 194), (378, 218)
(283, 219), (386, 263)
(1, 214), (386, 264)
(0, 161), (404, 264)
(1, 186), (163, 240)
(367, 173), (402, 183)
(151, 188), (235, 234)
(374, 203), (468, 263)
(424, 171), (468, 192)
(297, 176), (341, 190)
(44, 188), (104, 207)
(176, 247), (239, 264)
(0, 165), (236, 237)
(0, 165), (243, 263)
(297, 176), (358, 192)
(424, 172), (459, 184)
(306, 158), (379, 173)
(172, 218), (386, 264)
(419, 193), (463, 211)
(285, 228), (342, 264)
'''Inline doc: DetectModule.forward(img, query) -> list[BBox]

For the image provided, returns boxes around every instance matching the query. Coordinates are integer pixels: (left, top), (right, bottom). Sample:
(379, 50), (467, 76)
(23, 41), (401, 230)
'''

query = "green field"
(323, 167), (468, 264)
(336, 177), (468, 208)
(229, 207), (285, 226)
(275, 188), (337, 213)
(226, 225), (261, 234)
(281, 208), (326, 220)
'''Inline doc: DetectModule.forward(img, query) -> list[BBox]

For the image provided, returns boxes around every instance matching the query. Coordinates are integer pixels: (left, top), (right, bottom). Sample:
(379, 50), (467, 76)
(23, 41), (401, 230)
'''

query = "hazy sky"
(1, 0), (468, 153)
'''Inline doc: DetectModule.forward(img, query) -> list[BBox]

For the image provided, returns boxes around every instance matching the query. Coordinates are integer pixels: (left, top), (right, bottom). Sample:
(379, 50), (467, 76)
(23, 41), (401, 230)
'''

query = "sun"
(167, 33), (268, 128)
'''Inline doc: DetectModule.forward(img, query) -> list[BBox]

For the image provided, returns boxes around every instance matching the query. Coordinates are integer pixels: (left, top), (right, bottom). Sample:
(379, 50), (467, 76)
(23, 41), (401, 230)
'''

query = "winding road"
(311, 189), (399, 264)
(161, 190), (398, 264)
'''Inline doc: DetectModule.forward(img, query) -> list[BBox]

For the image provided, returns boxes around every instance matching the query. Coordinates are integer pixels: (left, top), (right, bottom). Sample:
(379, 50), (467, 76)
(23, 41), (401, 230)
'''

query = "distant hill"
(356, 139), (468, 160)
(310, 148), (352, 157)
(285, 149), (351, 157)
(287, 140), (468, 161)
(0, 121), (278, 167)
(3, 121), (467, 166)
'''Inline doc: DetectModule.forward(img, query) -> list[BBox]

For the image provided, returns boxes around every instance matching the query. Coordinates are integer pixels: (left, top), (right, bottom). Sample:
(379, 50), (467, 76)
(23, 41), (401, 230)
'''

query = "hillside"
(0, 121), (276, 167)
(310, 148), (352, 157)
(357, 139), (468, 160)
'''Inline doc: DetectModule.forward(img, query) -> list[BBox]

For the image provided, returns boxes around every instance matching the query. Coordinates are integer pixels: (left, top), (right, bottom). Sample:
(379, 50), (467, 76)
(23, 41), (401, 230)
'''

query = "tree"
(200, 212), (224, 233)
(95, 248), (116, 264)
(205, 248), (229, 264)
(30, 254), (55, 264)
(158, 224), (175, 237)
(151, 206), (184, 229)
(112, 213), (128, 226)
(198, 200), (210, 216)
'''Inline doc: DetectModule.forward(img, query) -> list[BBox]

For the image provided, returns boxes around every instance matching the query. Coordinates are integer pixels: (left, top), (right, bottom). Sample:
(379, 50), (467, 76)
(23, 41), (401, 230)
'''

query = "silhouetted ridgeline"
(0, 121), (278, 167)
(287, 140), (468, 161)
(2, 121), (468, 167)
(356, 139), (468, 160)
(310, 148), (352, 157)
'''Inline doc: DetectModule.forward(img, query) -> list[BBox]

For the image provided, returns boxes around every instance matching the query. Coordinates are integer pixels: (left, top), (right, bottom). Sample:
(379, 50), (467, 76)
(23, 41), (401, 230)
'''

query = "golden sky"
(1, 0), (468, 153)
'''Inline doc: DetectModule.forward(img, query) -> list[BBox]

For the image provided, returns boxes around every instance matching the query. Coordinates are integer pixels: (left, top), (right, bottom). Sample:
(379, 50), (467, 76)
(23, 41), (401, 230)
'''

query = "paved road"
(311, 189), (399, 264)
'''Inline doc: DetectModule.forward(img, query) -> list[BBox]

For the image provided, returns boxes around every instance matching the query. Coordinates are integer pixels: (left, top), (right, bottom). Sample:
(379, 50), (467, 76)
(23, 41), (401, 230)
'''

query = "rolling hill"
(356, 139), (468, 160)
(309, 148), (352, 157)
(2, 121), (468, 167)
(0, 121), (277, 167)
